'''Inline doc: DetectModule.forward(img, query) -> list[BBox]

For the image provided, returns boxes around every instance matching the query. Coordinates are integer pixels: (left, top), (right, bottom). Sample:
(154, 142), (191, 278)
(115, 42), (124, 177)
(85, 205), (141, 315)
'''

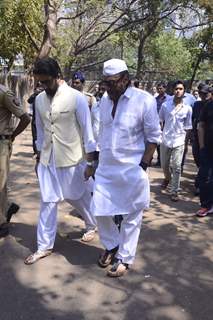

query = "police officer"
(70, 71), (96, 109)
(0, 84), (30, 238)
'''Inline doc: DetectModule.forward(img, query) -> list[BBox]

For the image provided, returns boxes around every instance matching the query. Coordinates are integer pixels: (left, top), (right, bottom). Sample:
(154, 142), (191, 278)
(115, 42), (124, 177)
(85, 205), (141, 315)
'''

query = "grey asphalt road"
(0, 128), (212, 320)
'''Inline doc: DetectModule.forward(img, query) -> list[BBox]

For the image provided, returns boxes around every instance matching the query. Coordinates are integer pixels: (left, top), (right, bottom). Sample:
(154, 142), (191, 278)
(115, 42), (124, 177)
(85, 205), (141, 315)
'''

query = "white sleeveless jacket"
(35, 82), (84, 167)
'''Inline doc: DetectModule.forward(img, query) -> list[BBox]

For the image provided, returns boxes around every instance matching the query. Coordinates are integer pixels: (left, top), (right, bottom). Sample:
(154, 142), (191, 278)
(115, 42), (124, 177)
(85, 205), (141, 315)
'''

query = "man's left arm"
(140, 97), (162, 170)
(75, 93), (96, 179)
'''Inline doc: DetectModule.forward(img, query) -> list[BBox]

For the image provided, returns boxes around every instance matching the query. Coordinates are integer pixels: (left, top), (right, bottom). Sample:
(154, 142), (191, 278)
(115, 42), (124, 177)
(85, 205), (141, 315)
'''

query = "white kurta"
(35, 83), (96, 203)
(91, 87), (161, 216)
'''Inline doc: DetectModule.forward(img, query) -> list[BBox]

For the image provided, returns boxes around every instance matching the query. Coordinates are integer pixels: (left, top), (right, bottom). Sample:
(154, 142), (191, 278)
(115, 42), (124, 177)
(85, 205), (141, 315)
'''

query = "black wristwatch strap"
(140, 161), (148, 171)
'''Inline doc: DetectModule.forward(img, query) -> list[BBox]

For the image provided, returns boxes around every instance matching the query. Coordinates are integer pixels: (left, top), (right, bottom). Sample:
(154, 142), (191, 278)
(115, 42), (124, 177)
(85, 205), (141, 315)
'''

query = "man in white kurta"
(89, 59), (161, 277)
(24, 58), (97, 265)
(159, 80), (192, 202)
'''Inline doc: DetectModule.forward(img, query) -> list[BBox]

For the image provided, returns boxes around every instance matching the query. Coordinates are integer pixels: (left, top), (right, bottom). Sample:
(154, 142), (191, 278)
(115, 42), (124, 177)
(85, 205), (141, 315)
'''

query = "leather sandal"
(81, 229), (96, 242)
(24, 250), (52, 265)
(107, 259), (129, 277)
(98, 246), (119, 268)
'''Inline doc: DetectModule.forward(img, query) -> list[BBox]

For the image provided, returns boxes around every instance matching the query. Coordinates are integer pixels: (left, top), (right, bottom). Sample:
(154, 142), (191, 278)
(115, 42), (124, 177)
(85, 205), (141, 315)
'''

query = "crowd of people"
(0, 56), (212, 278)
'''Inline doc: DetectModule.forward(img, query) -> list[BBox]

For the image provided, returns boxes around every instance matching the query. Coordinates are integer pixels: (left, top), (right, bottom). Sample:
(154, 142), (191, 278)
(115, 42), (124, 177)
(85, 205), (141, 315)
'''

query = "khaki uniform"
(0, 84), (25, 225)
(83, 91), (96, 110)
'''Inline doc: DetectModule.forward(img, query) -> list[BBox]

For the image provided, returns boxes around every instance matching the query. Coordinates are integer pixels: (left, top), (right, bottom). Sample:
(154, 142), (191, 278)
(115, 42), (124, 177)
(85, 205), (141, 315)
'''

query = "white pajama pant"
(37, 189), (96, 251)
(96, 210), (143, 265)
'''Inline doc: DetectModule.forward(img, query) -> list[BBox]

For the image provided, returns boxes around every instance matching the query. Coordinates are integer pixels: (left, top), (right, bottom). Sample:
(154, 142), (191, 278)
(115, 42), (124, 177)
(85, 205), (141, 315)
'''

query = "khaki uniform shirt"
(0, 84), (25, 135)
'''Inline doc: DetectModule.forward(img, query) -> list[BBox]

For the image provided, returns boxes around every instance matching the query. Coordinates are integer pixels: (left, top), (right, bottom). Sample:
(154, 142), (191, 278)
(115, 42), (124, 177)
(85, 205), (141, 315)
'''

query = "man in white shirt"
(24, 58), (97, 265)
(159, 80), (192, 202)
(87, 59), (161, 277)
(91, 81), (107, 149)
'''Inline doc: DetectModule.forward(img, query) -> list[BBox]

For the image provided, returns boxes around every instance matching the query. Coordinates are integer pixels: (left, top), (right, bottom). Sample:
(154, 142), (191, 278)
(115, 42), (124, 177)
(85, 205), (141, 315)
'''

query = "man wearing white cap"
(88, 58), (161, 277)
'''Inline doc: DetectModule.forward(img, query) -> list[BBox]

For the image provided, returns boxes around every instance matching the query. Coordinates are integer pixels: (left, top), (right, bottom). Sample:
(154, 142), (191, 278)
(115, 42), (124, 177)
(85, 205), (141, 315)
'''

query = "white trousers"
(37, 189), (96, 251)
(96, 210), (143, 264)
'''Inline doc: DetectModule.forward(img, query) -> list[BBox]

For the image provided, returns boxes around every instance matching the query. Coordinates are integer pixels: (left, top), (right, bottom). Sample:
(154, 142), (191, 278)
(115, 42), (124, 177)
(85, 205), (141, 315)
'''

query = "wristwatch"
(86, 161), (95, 167)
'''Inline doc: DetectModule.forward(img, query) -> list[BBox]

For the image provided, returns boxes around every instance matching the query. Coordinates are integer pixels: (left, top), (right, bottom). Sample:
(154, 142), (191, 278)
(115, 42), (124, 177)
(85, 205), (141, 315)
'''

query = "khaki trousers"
(0, 140), (12, 225)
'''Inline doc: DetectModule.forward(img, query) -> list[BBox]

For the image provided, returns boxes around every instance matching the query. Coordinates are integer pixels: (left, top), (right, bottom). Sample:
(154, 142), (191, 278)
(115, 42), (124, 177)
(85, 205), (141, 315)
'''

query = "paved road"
(0, 128), (212, 320)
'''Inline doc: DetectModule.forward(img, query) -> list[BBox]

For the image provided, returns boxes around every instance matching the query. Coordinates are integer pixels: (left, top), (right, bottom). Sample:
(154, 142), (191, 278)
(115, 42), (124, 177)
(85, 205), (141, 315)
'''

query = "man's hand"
(84, 165), (95, 180)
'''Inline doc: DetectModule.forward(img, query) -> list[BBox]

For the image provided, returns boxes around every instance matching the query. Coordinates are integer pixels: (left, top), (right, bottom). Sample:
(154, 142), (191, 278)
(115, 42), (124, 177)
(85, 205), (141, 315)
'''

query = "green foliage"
(144, 31), (192, 80)
(0, 0), (43, 67)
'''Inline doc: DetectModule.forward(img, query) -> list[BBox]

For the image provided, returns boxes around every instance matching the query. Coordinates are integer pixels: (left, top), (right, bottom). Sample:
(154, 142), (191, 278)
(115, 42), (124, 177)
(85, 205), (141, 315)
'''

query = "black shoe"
(98, 246), (119, 268)
(194, 188), (200, 196)
(6, 203), (20, 223)
(0, 224), (9, 238)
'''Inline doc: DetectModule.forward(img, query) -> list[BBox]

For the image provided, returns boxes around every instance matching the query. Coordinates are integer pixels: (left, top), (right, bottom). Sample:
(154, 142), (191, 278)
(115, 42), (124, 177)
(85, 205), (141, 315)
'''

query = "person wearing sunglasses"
(24, 57), (97, 265)
(88, 59), (161, 277)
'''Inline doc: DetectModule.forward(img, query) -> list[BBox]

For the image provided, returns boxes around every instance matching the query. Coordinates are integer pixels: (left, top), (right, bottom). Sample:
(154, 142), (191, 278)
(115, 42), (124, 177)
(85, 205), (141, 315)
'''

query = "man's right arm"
(198, 105), (207, 150)
(11, 113), (30, 141)
(3, 90), (30, 141)
(198, 121), (205, 149)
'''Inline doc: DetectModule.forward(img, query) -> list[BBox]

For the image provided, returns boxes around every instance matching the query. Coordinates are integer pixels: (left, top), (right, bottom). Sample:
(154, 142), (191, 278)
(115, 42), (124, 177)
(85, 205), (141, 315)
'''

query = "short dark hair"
(173, 80), (185, 90)
(157, 82), (166, 88)
(133, 79), (140, 88)
(33, 57), (62, 78)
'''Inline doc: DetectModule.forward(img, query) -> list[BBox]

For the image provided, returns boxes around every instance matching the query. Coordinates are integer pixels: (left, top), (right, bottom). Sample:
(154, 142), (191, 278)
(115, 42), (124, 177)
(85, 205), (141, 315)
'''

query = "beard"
(45, 83), (59, 97)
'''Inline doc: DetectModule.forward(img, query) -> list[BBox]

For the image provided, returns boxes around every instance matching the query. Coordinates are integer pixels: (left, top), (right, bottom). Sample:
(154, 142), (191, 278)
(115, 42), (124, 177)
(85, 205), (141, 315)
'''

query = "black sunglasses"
(104, 75), (124, 87)
(38, 78), (54, 86)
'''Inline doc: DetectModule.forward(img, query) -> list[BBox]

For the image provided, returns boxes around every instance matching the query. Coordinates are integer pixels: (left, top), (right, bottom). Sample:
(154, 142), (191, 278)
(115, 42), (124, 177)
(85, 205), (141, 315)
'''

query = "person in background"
(88, 59), (161, 277)
(27, 83), (44, 155)
(152, 85), (158, 98)
(93, 84), (100, 99)
(71, 71), (96, 110)
(0, 84), (30, 238)
(181, 83), (197, 173)
(132, 79), (140, 89)
(192, 89), (200, 101)
(159, 80), (192, 202)
(196, 99), (213, 217)
(192, 85), (211, 195)
(24, 58), (97, 265)
(208, 86), (213, 101)
(91, 81), (107, 150)
(154, 82), (171, 167)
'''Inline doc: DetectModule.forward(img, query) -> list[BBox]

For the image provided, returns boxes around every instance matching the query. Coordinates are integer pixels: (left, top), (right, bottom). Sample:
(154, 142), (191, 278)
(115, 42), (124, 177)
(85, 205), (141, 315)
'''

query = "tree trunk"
(189, 54), (203, 89)
(38, 0), (59, 59)
(189, 38), (208, 89)
(136, 35), (145, 78)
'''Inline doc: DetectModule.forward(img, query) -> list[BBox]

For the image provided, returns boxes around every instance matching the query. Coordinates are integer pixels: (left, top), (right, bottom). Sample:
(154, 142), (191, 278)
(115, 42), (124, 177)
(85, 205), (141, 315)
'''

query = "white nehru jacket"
(35, 82), (95, 167)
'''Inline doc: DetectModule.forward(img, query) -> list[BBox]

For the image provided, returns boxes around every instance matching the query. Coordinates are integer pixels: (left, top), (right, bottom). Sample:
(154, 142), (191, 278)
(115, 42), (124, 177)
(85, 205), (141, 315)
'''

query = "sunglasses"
(38, 78), (54, 87)
(104, 75), (123, 87)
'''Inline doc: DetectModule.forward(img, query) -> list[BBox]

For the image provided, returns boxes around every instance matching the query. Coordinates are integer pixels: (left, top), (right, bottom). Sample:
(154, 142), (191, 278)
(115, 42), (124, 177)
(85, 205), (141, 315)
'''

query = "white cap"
(103, 59), (128, 76)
